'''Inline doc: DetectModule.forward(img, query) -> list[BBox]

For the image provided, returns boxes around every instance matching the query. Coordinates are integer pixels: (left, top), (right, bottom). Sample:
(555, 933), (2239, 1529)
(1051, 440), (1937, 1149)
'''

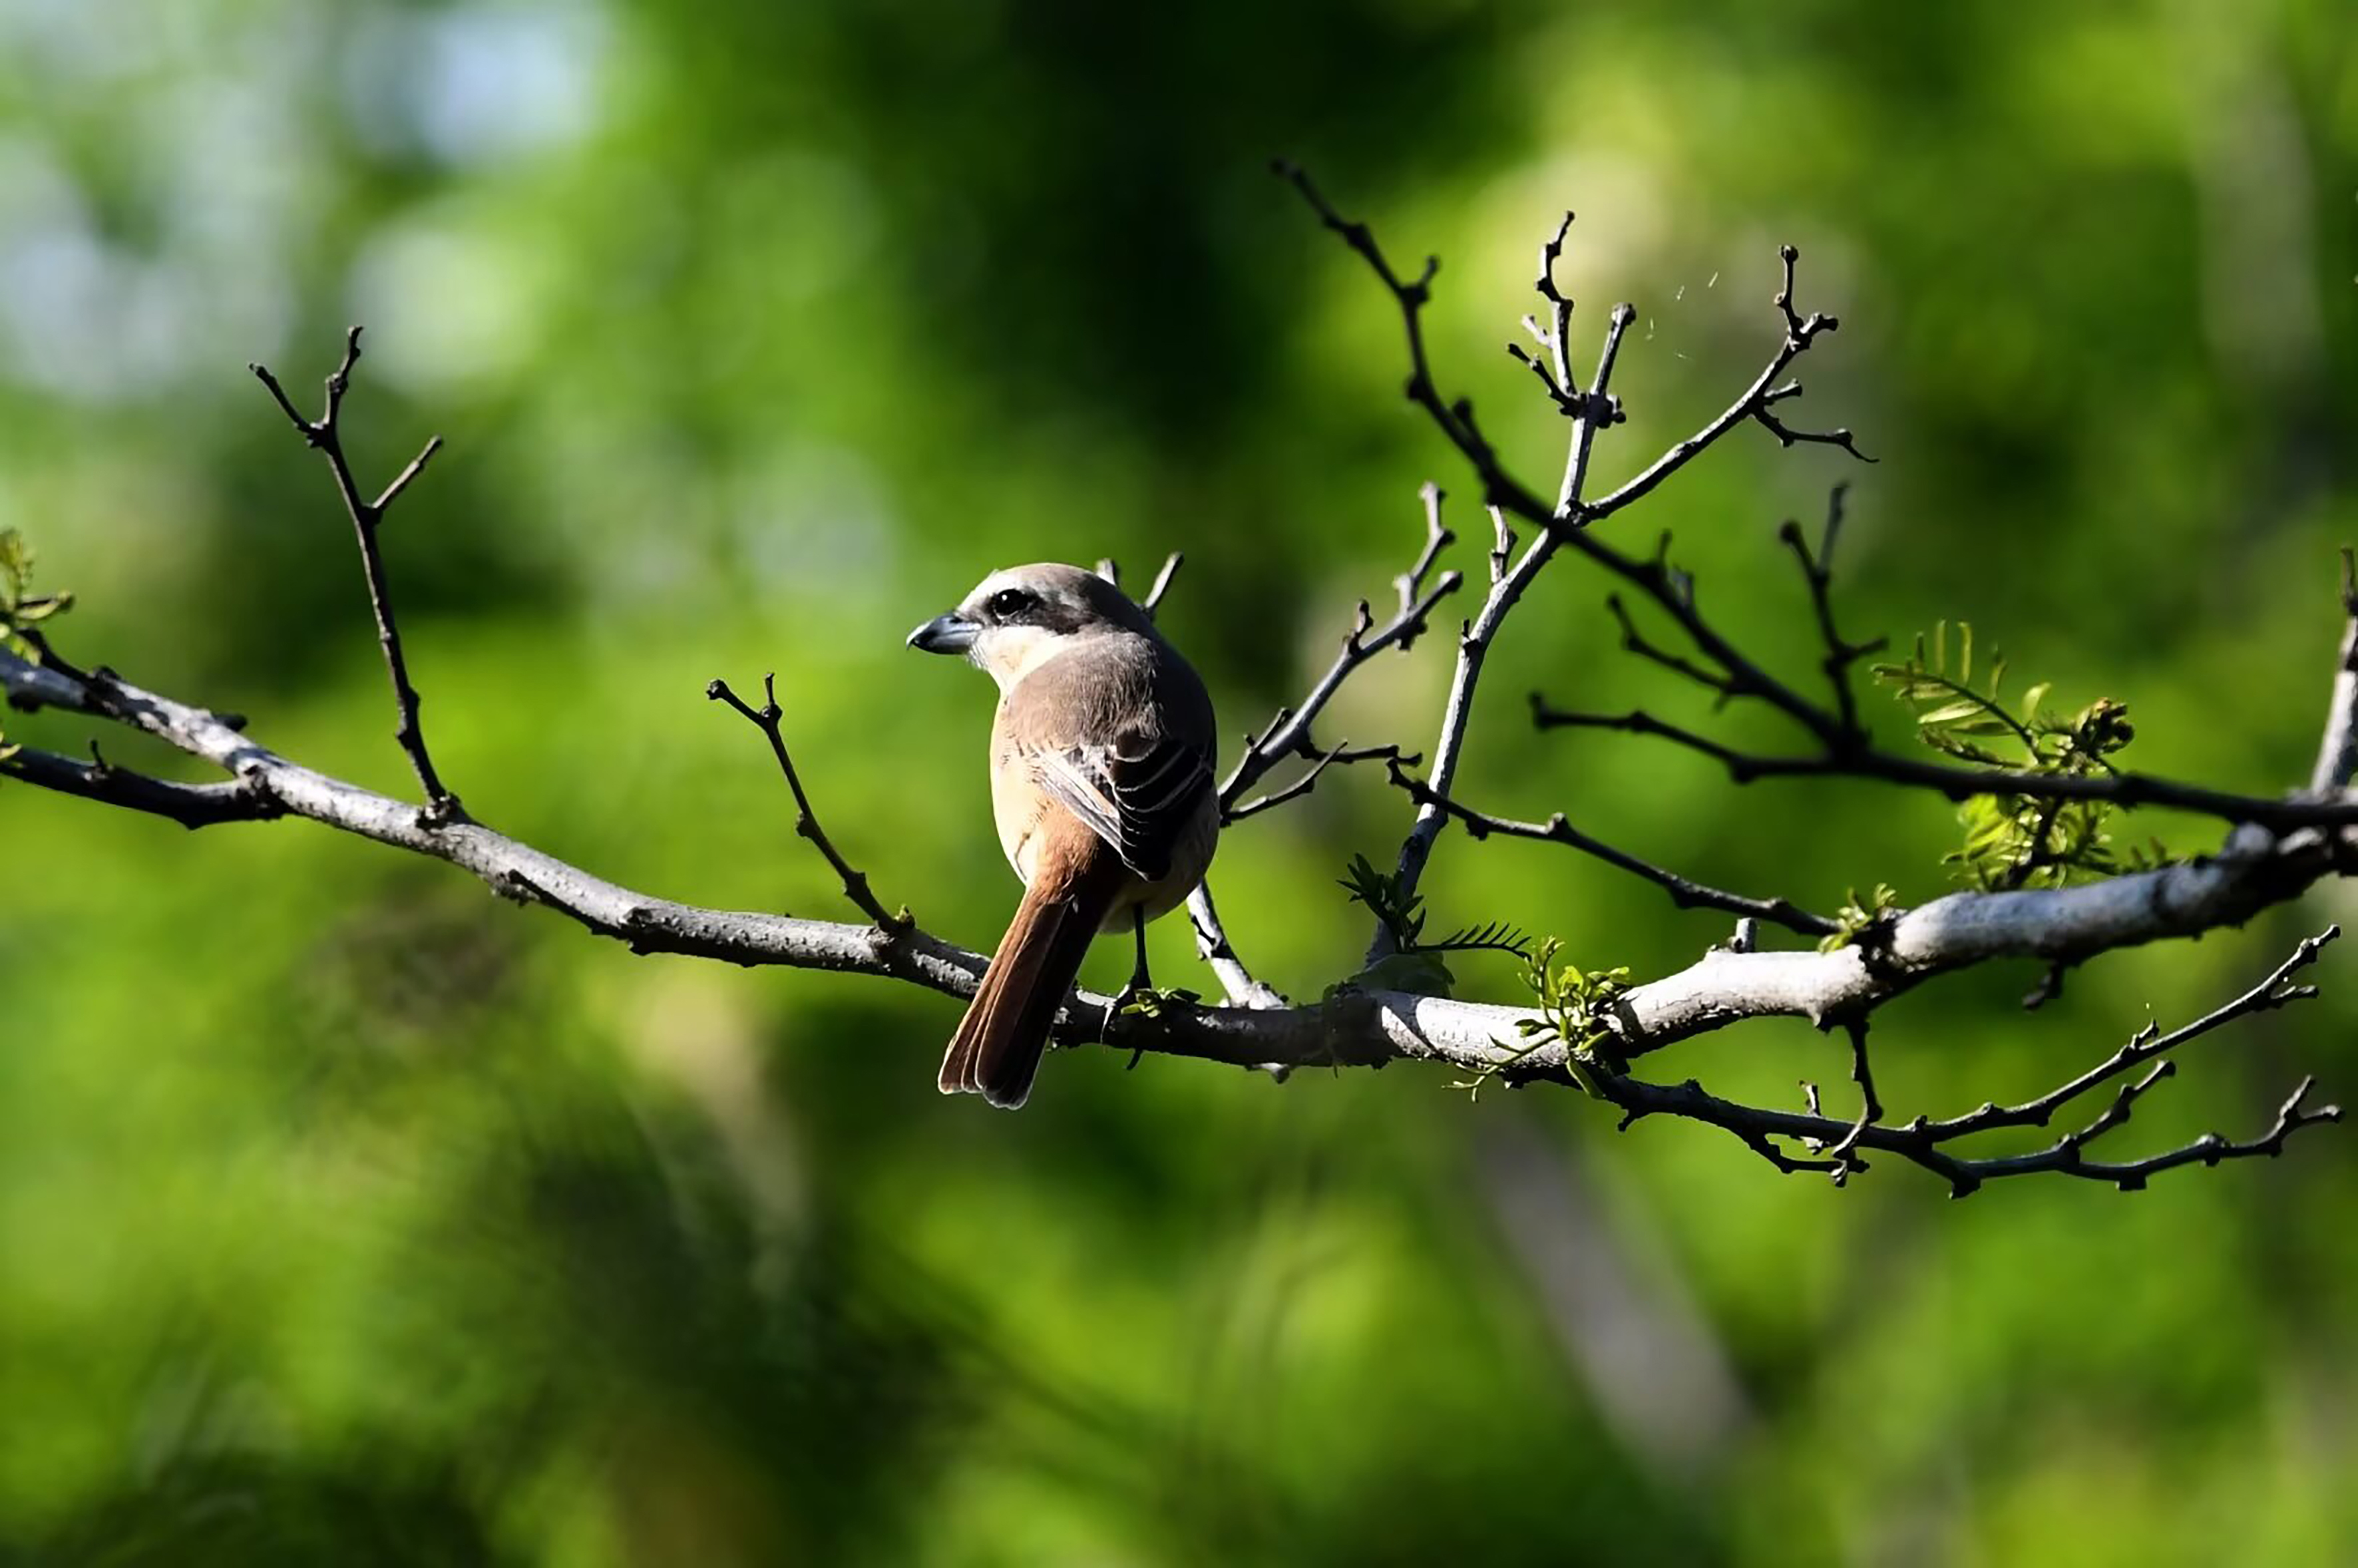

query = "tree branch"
(1217, 490), (1461, 813)
(1533, 696), (2358, 832)
(250, 326), (457, 818)
(7, 188), (2345, 1194)
(1376, 286), (1637, 956)
(10, 643), (2335, 1083)
(1577, 244), (1868, 526)
(1381, 758), (1839, 938)
(707, 673), (908, 932)
(2309, 546), (2358, 795)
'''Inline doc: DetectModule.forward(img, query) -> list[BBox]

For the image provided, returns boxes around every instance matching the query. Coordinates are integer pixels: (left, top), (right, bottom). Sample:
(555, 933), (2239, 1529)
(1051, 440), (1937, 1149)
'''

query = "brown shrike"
(907, 563), (1219, 1109)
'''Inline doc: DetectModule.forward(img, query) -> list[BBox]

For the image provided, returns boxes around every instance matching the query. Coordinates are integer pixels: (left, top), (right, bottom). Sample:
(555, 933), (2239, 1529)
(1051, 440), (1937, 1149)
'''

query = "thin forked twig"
(708, 673), (908, 933)
(251, 327), (457, 818)
(1219, 490), (1462, 814)
(1587, 926), (2344, 1196)
(1382, 759), (1838, 938)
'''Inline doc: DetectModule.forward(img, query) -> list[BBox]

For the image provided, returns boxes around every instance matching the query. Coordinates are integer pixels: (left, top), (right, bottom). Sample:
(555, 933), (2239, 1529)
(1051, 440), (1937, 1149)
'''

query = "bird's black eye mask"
(981, 586), (1086, 634)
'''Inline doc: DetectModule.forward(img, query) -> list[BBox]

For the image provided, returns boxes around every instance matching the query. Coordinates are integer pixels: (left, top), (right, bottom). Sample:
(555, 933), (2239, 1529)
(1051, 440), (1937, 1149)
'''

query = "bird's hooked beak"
(906, 610), (979, 656)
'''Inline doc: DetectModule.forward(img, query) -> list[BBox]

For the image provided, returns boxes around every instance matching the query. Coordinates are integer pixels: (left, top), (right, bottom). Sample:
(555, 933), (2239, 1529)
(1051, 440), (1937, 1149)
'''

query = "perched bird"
(906, 563), (1218, 1108)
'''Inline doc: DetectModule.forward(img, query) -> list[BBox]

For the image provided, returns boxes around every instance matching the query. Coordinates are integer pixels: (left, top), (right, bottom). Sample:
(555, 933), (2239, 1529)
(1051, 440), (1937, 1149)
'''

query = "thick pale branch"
(7, 647), (2338, 1091)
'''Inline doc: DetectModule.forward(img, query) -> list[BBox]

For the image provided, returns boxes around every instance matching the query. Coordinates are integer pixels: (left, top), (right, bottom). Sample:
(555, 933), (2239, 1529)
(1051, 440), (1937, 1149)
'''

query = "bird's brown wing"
(945, 631), (1217, 1110)
(1007, 634), (1216, 881)
(1030, 731), (1213, 881)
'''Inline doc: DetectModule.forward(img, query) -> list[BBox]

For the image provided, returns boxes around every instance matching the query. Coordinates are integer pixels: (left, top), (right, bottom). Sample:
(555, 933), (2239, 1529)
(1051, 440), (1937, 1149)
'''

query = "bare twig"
(1219, 490), (1462, 813)
(1532, 695), (2358, 832)
(1533, 511), (2358, 832)
(1399, 483), (1456, 614)
(250, 327), (457, 818)
(1779, 483), (1886, 741)
(2309, 545), (2358, 794)
(1577, 245), (1867, 526)
(1229, 739), (1409, 823)
(707, 674), (907, 932)
(1274, 161), (1548, 519)
(1382, 759), (1838, 938)
(1378, 288), (1640, 956)
(0, 742), (278, 829)
(1587, 927), (2343, 1195)
(1487, 504), (1515, 588)
(1141, 552), (1185, 618)
(1183, 881), (1288, 1013)
(1822, 1020), (1882, 1177)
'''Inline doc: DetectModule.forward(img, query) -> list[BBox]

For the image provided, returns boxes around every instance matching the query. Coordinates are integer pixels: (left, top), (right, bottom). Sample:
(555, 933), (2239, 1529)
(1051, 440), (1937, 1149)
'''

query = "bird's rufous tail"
(939, 833), (1123, 1109)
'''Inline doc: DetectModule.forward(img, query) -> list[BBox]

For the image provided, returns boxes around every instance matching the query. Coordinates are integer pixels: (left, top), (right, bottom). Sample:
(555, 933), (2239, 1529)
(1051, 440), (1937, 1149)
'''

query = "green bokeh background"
(3, 1), (2355, 1562)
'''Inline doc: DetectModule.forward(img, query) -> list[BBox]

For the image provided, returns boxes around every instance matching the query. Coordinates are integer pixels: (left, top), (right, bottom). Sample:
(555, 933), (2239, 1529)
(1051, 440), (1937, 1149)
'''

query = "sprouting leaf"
(1117, 986), (1202, 1019)
(0, 527), (75, 658)
(1819, 884), (1902, 952)
(1420, 920), (1531, 958)
(1339, 853), (1525, 965)
(1873, 622), (2174, 891)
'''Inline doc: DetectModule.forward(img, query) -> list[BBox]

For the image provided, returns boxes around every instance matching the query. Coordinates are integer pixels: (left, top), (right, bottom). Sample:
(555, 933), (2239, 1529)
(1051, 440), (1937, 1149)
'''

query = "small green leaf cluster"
(1873, 622), (2164, 890)
(1818, 883), (1901, 953)
(0, 527), (74, 758)
(0, 528), (73, 656)
(1337, 853), (1529, 960)
(1508, 936), (1631, 1097)
(1116, 986), (1203, 1020)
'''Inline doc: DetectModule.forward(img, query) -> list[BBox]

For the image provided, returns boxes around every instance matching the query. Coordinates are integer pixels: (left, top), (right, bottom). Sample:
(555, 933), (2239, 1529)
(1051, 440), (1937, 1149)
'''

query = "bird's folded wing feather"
(1031, 733), (1211, 881)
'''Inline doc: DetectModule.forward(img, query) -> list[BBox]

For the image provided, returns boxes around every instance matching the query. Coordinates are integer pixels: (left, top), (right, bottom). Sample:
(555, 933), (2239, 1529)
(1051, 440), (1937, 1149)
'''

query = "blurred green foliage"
(2, 0), (2355, 1563)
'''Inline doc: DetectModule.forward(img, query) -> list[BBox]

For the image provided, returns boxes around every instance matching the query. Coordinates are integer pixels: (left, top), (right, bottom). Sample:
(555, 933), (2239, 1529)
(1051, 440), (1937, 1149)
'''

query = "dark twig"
(1532, 694), (2358, 832)
(1577, 245), (1865, 527)
(1594, 927), (2342, 1195)
(1384, 759), (1838, 938)
(707, 674), (907, 933)
(1779, 483), (1887, 741)
(1229, 739), (1410, 824)
(0, 743), (280, 829)
(1913, 926), (2335, 1143)
(1534, 514), (2358, 832)
(1219, 490), (1462, 812)
(1823, 1020), (1882, 1179)
(250, 327), (457, 819)
(1606, 593), (1739, 699)
(1274, 162), (1549, 518)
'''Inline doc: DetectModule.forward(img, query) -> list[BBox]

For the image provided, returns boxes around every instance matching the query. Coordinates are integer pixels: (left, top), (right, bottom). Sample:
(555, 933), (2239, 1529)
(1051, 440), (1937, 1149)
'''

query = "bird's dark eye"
(987, 588), (1035, 620)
